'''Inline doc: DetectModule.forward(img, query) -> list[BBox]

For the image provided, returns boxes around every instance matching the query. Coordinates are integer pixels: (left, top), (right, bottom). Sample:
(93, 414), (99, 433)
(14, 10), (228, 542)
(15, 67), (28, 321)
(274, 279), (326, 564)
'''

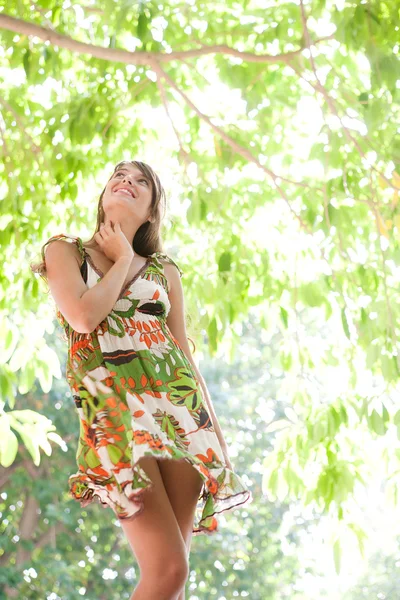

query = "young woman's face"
(101, 164), (153, 226)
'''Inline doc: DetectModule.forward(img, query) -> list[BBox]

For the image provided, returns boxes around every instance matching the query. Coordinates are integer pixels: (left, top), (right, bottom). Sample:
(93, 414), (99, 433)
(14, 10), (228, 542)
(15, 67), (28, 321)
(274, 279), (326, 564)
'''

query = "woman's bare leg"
(157, 458), (205, 600)
(118, 455), (189, 600)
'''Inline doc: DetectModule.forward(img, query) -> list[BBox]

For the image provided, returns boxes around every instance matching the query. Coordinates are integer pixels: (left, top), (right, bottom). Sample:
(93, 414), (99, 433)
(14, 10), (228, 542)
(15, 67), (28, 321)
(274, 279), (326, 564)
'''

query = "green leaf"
(18, 428), (40, 466)
(394, 410), (400, 427)
(333, 539), (341, 575)
(339, 404), (348, 426)
(280, 306), (288, 328)
(37, 363), (53, 394)
(207, 316), (218, 352)
(23, 49), (31, 80)
(0, 428), (18, 467)
(381, 355), (398, 382)
(312, 420), (325, 443)
(280, 351), (292, 371)
(218, 251), (231, 272)
(298, 282), (325, 308)
(51, 6), (62, 27)
(267, 469), (278, 496)
(0, 414), (17, 467)
(137, 11), (150, 43)
(341, 308), (350, 340)
(369, 409), (386, 435)
(381, 403), (390, 423)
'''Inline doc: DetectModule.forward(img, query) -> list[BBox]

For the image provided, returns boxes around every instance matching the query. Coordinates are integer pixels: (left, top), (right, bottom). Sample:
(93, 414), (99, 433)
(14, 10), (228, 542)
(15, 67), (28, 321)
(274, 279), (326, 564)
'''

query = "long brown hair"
(82, 159), (166, 254)
(31, 160), (166, 278)
(31, 160), (196, 352)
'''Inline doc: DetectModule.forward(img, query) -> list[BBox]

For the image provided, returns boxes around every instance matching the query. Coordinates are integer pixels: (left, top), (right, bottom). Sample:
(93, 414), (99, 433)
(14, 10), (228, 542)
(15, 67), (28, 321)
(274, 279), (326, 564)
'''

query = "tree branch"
(155, 77), (192, 177)
(0, 13), (333, 65)
(35, 521), (68, 551)
(152, 61), (322, 203)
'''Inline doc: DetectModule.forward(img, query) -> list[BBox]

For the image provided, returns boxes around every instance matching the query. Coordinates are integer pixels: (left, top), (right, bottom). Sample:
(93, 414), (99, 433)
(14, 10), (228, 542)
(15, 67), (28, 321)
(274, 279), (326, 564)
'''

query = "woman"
(33, 160), (252, 600)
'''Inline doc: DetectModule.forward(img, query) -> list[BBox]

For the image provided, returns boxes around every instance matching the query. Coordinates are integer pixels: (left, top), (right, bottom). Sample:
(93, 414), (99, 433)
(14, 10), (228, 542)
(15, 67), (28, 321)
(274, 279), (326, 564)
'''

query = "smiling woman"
(31, 159), (252, 600)
(113, 170), (152, 199)
(115, 187), (135, 197)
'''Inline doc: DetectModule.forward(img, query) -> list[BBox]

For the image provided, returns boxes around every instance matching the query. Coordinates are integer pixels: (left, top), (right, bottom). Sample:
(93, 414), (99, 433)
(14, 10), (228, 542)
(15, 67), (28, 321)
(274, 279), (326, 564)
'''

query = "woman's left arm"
(165, 262), (234, 470)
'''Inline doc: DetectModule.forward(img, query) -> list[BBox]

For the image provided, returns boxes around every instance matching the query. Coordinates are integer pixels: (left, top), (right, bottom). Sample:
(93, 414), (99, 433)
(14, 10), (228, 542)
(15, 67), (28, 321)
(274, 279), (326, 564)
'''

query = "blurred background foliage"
(1, 0), (400, 597)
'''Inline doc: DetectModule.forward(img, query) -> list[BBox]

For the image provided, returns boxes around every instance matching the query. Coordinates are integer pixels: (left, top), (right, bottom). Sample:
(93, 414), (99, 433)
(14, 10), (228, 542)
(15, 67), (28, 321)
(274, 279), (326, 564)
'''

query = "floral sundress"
(42, 234), (252, 535)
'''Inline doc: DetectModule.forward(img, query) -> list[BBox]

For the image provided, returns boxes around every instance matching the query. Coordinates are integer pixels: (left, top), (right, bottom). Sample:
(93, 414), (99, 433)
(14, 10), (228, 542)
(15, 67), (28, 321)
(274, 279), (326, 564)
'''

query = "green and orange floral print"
(42, 234), (252, 535)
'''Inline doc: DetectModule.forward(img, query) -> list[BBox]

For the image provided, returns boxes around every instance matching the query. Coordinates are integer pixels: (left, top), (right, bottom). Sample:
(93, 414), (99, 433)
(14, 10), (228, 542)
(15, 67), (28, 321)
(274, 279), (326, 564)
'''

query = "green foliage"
(342, 536), (400, 599)
(0, 319), (307, 599)
(0, 0), (400, 591)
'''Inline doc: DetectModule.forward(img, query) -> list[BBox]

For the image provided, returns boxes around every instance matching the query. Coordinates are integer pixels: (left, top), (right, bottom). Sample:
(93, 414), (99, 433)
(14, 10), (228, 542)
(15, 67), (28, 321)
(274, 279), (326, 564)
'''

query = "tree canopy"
(1, 0), (400, 593)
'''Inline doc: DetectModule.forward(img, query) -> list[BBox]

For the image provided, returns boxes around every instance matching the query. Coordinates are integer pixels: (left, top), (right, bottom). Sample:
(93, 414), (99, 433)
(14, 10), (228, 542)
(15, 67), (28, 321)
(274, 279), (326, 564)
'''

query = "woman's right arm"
(45, 241), (132, 334)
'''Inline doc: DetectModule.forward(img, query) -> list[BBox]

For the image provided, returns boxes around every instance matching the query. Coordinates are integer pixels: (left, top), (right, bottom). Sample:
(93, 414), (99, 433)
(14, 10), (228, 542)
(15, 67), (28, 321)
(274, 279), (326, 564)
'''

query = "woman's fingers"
(101, 222), (111, 236)
(103, 220), (116, 236)
(96, 219), (116, 246)
(94, 232), (103, 245)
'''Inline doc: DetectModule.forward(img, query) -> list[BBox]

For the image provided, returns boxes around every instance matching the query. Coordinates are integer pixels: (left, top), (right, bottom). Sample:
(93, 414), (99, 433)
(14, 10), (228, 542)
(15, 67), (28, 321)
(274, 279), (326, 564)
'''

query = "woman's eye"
(113, 173), (148, 185)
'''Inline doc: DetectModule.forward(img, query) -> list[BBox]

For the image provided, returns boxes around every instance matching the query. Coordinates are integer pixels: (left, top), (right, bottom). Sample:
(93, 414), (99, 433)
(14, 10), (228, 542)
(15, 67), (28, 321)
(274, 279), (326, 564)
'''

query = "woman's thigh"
(157, 458), (204, 546)
(118, 455), (188, 577)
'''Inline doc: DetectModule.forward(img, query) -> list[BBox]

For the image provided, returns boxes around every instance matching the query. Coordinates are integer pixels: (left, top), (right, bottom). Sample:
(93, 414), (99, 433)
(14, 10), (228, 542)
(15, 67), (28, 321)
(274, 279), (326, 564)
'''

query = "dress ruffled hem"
(68, 436), (252, 536)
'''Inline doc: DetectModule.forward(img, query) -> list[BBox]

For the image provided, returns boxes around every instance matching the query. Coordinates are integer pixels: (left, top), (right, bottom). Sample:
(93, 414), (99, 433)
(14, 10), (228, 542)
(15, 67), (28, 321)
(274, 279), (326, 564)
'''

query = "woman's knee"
(163, 556), (189, 590)
(141, 554), (189, 595)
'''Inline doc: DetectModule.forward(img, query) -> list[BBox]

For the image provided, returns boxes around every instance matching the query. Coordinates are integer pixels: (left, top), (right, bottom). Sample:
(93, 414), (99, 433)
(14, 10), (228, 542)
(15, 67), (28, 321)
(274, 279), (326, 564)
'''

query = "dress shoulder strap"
(42, 234), (86, 266)
(148, 251), (184, 277)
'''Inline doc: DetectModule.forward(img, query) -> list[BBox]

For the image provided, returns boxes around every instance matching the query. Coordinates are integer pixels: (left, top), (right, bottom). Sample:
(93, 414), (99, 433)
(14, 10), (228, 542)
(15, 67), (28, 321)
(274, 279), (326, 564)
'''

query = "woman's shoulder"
(43, 232), (82, 246)
(148, 250), (184, 277)
(42, 233), (85, 262)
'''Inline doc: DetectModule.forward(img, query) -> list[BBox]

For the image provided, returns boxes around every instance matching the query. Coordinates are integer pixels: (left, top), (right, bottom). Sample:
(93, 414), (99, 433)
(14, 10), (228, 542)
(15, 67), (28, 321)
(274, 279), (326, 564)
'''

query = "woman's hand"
(94, 220), (135, 263)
